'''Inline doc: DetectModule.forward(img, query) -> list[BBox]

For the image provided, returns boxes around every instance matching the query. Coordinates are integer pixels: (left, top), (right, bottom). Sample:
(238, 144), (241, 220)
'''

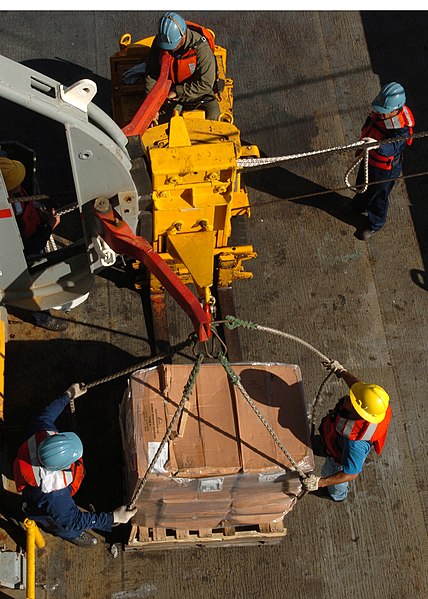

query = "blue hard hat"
(38, 432), (83, 470)
(371, 82), (406, 114)
(158, 12), (187, 51)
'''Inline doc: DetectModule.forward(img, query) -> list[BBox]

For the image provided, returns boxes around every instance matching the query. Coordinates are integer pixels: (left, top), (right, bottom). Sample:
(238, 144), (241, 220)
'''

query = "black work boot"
(68, 531), (98, 548)
(32, 310), (69, 332)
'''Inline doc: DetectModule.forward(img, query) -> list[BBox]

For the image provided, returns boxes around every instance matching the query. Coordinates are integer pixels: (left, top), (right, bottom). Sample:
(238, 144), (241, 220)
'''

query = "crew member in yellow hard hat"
(304, 360), (392, 501)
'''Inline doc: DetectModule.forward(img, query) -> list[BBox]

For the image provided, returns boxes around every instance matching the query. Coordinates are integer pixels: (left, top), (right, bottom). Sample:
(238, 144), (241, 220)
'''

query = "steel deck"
(0, 10), (426, 599)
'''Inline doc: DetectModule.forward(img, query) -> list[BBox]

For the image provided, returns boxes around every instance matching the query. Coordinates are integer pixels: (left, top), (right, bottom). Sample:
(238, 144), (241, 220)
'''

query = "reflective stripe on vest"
(336, 417), (378, 441)
(14, 430), (83, 495)
(360, 105), (415, 170)
(320, 402), (392, 464)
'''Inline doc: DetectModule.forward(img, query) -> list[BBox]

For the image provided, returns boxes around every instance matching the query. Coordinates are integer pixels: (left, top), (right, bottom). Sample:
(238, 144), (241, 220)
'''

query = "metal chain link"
(127, 352), (205, 510)
(56, 202), (79, 216)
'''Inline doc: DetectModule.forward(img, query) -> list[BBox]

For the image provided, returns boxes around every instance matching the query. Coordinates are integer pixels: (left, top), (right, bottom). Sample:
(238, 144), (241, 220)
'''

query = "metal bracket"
(91, 235), (117, 267)
(59, 79), (97, 112)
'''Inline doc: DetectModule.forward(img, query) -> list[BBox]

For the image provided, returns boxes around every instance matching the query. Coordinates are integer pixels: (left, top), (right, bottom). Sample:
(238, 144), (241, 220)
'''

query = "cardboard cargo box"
(121, 363), (314, 529)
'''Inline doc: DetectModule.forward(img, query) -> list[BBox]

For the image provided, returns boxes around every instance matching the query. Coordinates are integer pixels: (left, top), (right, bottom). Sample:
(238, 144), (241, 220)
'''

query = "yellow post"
(0, 306), (7, 421)
(24, 518), (45, 599)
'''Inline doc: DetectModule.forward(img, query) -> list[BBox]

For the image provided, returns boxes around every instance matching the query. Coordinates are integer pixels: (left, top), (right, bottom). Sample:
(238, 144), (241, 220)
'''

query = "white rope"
(236, 129), (428, 172)
(236, 137), (385, 170)
(344, 136), (380, 193)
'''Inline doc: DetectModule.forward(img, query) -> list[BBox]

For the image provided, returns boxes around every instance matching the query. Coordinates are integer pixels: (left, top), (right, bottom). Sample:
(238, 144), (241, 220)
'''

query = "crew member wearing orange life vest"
(303, 362), (392, 502)
(143, 12), (220, 120)
(351, 82), (415, 241)
(13, 384), (137, 548)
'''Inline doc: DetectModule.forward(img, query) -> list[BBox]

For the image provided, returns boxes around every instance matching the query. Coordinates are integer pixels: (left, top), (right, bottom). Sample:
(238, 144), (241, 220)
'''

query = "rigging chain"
(67, 334), (196, 413)
(127, 352), (204, 510)
(215, 315), (339, 430)
(218, 352), (309, 481)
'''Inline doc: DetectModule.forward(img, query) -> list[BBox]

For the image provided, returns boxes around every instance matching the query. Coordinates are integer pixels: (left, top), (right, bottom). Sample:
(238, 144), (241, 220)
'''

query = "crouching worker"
(13, 383), (137, 548)
(304, 361), (392, 502)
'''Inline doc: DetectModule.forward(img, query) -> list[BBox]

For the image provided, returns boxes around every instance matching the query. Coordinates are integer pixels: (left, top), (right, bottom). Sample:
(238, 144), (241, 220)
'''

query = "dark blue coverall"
(352, 127), (411, 232)
(18, 394), (114, 540)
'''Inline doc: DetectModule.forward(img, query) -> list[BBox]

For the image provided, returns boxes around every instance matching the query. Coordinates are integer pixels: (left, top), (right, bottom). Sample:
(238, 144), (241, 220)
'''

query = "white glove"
(303, 474), (321, 492)
(113, 505), (137, 525)
(65, 383), (87, 400)
(322, 359), (345, 377)
(361, 136), (380, 150)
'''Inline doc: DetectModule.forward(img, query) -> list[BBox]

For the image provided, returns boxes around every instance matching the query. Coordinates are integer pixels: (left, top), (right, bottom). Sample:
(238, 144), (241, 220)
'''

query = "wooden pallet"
(125, 521), (287, 551)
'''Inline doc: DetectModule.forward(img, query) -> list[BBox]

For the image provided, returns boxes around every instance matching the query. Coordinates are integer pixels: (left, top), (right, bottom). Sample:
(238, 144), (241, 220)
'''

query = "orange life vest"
(359, 105), (415, 171)
(13, 430), (85, 496)
(319, 398), (392, 464)
(167, 21), (215, 85)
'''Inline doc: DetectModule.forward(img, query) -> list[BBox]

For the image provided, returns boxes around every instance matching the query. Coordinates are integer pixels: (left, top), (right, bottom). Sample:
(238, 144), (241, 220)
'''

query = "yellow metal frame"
(24, 519), (45, 599)
(112, 32), (260, 303)
(0, 307), (7, 420)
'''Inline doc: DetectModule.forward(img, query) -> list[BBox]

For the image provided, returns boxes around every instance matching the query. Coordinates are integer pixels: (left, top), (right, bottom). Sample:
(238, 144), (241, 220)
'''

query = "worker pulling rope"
(127, 352), (205, 510)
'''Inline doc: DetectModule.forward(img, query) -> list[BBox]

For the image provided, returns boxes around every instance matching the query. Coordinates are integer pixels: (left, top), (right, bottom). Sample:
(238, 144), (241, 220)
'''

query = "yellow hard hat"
(350, 382), (390, 424)
(0, 157), (26, 192)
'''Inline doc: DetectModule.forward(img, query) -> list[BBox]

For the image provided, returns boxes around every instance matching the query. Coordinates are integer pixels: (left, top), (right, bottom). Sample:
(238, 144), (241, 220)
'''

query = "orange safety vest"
(319, 398), (392, 464)
(359, 105), (415, 171)
(168, 21), (215, 85)
(13, 430), (85, 496)
(14, 202), (44, 238)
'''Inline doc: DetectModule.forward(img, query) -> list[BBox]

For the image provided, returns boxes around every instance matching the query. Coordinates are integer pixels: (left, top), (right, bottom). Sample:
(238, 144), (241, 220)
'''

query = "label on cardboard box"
(198, 478), (224, 493)
(258, 470), (286, 483)
(147, 442), (169, 473)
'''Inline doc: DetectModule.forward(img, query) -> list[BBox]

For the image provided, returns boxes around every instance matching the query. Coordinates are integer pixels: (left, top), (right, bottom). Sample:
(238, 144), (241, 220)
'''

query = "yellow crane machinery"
(110, 31), (259, 311)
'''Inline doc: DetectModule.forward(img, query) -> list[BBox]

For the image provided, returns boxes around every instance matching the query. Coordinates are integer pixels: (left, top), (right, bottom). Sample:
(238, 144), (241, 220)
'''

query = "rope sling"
(60, 314), (335, 509)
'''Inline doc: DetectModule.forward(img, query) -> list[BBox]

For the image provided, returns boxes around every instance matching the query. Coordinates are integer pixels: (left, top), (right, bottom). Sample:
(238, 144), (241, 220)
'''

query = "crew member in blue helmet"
(13, 383), (137, 548)
(143, 11), (220, 120)
(351, 82), (415, 240)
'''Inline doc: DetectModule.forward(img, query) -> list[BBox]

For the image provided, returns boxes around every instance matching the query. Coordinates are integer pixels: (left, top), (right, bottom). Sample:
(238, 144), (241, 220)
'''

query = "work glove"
(113, 505), (138, 525)
(123, 63), (146, 85)
(360, 136), (380, 150)
(303, 474), (321, 492)
(322, 359), (346, 378)
(65, 383), (87, 400)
